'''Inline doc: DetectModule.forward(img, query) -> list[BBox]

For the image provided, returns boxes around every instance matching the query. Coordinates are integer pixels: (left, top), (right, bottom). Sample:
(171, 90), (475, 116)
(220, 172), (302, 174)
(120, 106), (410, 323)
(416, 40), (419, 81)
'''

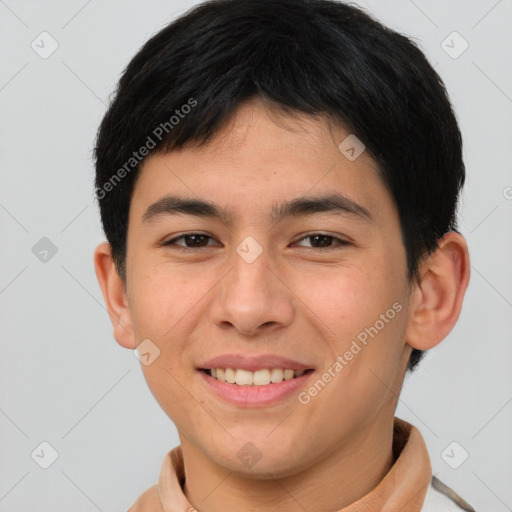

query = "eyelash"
(161, 232), (349, 252)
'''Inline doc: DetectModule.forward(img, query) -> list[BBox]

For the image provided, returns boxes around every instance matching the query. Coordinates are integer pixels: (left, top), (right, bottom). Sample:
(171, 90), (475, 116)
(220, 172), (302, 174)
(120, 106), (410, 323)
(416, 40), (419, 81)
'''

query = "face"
(122, 97), (414, 476)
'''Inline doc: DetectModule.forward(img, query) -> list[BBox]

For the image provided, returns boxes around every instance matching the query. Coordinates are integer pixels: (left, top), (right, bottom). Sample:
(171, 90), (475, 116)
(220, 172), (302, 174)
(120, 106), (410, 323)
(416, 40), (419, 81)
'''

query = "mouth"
(198, 367), (315, 386)
(196, 354), (315, 406)
(198, 367), (315, 407)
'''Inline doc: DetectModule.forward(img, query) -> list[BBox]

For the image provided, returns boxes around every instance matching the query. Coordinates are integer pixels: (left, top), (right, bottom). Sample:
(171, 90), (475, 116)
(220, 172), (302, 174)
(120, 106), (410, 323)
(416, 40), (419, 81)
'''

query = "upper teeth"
(209, 368), (306, 386)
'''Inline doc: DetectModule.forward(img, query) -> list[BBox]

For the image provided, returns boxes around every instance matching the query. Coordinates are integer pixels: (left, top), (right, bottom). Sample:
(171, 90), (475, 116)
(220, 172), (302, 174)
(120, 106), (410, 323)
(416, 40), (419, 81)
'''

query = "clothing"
(421, 476), (476, 511)
(127, 417), (475, 512)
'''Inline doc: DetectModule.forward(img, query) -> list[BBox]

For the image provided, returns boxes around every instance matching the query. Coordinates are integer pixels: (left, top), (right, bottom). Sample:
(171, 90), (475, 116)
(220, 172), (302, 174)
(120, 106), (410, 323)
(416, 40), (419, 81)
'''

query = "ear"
(94, 242), (137, 349)
(405, 231), (470, 351)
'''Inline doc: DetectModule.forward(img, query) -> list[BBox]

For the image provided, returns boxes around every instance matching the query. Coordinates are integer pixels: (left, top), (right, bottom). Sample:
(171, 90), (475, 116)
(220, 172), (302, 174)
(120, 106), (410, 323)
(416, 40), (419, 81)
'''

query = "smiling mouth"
(199, 368), (314, 386)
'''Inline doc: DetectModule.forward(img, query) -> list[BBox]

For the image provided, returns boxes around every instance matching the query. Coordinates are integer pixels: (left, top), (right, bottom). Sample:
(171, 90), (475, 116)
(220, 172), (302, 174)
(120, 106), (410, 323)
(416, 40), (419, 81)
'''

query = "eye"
(162, 233), (220, 250)
(161, 232), (349, 252)
(293, 234), (349, 249)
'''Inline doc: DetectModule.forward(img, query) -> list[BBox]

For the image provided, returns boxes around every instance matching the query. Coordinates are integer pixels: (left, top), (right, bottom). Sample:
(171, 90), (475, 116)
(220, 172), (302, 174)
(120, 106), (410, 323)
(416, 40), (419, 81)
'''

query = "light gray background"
(0, 0), (511, 510)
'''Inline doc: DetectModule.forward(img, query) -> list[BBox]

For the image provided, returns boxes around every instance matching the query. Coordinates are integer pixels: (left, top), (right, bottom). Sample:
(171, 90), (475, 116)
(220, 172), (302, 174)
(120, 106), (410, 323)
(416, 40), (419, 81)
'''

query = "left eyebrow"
(141, 193), (373, 226)
(270, 193), (373, 223)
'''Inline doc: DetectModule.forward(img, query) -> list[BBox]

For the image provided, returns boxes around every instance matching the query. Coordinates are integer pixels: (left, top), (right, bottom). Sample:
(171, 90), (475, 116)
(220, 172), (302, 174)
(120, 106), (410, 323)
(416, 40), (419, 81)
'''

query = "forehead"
(130, 98), (396, 227)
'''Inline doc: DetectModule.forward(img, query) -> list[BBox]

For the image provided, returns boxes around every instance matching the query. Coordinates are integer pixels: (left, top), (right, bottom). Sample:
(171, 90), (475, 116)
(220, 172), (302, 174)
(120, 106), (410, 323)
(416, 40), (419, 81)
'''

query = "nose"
(208, 246), (295, 337)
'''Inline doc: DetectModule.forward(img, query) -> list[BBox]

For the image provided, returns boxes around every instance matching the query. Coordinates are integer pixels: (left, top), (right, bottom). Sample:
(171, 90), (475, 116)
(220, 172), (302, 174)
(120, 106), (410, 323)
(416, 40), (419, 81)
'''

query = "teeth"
(253, 369), (271, 385)
(207, 368), (307, 386)
(283, 369), (295, 380)
(270, 368), (284, 382)
(235, 369), (253, 386)
(225, 368), (236, 384)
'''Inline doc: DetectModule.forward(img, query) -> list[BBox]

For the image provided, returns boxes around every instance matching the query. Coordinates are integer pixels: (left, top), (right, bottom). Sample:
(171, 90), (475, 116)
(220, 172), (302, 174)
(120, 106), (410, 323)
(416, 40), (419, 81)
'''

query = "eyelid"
(162, 232), (221, 248)
(162, 232), (350, 250)
(293, 233), (349, 248)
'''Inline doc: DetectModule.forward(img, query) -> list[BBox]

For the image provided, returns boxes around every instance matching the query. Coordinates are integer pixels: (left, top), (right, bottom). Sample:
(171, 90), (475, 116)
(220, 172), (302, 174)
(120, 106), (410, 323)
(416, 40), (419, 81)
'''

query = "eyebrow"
(142, 193), (373, 226)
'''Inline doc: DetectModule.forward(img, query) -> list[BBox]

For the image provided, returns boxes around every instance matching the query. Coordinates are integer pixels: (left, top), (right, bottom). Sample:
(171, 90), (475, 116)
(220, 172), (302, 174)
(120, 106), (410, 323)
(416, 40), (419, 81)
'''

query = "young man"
(93, 0), (474, 510)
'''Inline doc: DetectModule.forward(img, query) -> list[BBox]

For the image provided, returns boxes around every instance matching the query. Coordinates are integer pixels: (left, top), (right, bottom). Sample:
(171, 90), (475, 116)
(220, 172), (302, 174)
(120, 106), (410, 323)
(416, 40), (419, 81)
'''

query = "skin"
(95, 97), (470, 512)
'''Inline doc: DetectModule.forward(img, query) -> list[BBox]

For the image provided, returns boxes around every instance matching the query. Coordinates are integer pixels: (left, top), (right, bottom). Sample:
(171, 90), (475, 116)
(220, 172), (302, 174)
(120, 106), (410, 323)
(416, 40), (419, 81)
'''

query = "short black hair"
(94, 0), (465, 372)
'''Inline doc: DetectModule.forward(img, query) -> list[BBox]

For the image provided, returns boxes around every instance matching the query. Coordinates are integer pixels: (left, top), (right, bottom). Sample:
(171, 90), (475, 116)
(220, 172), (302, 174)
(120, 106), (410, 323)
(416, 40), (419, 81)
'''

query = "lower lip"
(198, 370), (314, 407)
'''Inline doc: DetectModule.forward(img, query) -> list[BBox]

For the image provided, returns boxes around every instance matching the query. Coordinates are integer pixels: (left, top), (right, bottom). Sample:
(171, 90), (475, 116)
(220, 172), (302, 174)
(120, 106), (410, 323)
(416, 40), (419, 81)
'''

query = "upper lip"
(197, 354), (314, 372)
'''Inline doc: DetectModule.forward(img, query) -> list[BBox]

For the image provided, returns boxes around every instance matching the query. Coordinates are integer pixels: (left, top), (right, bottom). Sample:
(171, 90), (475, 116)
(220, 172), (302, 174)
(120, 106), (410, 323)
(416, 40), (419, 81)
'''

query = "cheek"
(288, 264), (392, 341)
(128, 268), (203, 404)
(129, 263), (203, 339)
(290, 262), (407, 376)
(131, 271), (198, 416)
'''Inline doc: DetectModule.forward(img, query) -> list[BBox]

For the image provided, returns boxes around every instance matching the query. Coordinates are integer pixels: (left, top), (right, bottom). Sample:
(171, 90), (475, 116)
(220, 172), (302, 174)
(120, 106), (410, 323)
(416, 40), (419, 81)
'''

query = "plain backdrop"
(0, 0), (511, 510)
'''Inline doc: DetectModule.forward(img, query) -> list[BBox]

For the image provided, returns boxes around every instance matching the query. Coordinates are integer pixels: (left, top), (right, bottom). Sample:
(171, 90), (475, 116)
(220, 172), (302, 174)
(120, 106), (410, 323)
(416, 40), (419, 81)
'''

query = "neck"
(180, 418), (395, 512)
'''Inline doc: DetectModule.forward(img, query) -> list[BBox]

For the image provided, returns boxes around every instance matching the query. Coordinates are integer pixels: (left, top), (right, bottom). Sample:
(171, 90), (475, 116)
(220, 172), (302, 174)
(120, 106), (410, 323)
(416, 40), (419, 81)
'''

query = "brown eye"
(163, 233), (219, 249)
(180, 234), (210, 247)
(294, 234), (348, 249)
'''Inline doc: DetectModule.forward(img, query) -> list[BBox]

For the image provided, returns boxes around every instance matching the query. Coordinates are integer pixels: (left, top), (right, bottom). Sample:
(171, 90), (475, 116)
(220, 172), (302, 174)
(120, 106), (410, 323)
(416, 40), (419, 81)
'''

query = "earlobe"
(405, 232), (470, 351)
(93, 242), (137, 349)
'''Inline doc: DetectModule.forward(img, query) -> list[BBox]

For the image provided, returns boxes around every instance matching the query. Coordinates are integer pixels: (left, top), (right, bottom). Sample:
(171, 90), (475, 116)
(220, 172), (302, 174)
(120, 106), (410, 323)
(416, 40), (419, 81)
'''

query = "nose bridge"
(234, 246), (272, 296)
(210, 238), (294, 335)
